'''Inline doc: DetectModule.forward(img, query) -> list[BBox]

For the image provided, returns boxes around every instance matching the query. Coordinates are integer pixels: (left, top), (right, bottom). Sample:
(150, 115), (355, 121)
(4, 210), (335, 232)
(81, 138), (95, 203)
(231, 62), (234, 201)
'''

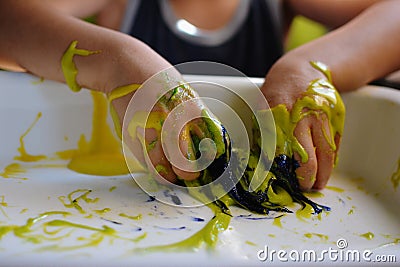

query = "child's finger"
(312, 117), (335, 190)
(170, 125), (200, 181)
(293, 118), (318, 191)
(144, 128), (177, 183)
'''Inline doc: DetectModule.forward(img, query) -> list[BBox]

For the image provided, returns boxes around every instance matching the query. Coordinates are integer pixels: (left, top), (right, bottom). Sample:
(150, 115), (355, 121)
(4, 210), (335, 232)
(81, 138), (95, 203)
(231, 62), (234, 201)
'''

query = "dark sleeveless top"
(124, 0), (283, 77)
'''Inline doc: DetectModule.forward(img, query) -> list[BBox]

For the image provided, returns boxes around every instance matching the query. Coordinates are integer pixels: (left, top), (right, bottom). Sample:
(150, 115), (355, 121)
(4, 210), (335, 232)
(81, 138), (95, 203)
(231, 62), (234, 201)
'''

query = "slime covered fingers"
(124, 75), (231, 184)
(269, 61), (345, 163)
(60, 42), (345, 250)
(178, 62), (344, 216)
(259, 61), (345, 189)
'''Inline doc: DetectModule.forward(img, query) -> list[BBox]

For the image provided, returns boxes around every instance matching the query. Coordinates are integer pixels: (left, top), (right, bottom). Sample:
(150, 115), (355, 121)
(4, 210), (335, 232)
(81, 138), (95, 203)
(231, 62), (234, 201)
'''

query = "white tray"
(0, 71), (399, 266)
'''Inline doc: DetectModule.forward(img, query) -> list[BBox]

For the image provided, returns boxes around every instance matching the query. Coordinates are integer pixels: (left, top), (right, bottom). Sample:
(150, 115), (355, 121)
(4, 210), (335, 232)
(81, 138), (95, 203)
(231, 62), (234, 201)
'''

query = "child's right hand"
(112, 74), (230, 184)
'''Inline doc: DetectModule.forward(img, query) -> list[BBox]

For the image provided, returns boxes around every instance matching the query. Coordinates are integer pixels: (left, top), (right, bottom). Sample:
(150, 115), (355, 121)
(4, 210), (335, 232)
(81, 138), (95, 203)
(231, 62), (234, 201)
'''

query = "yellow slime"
(136, 201), (231, 252)
(61, 40), (100, 92)
(360, 232), (374, 240)
(61, 40), (135, 176)
(14, 112), (47, 162)
(67, 92), (129, 175)
(0, 163), (27, 179)
(260, 61), (345, 163)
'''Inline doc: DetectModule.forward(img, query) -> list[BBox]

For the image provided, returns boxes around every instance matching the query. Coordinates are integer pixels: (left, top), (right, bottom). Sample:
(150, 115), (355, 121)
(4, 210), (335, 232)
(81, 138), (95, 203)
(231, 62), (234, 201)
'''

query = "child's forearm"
(274, 0), (400, 97)
(287, 0), (380, 28)
(263, 0), (400, 190)
(0, 0), (171, 93)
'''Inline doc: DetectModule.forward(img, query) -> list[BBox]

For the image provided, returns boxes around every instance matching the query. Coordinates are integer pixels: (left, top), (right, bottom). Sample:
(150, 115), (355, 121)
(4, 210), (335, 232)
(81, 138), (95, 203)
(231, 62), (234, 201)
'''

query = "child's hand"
(260, 61), (345, 191)
(115, 73), (230, 184)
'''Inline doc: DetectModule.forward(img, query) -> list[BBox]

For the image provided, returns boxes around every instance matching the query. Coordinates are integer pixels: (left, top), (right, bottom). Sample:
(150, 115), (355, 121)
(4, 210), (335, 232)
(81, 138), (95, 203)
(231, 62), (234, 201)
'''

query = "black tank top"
(125, 0), (283, 77)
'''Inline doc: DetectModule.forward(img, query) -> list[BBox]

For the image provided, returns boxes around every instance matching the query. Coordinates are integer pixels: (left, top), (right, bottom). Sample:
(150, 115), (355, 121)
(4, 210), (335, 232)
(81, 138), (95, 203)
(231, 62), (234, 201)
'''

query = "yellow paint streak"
(58, 189), (99, 214)
(0, 163), (27, 179)
(325, 186), (344, 193)
(119, 213), (142, 221)
(14, 112), (47, 162)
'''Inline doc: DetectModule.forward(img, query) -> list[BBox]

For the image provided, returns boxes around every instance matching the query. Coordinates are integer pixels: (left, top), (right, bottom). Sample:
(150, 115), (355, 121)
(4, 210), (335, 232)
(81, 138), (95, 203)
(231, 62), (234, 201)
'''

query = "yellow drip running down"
(61, 40), (134, 176)
(67, 92), (129, 176)
(14, 112), (47, 162)
(61, 40), (100, 92)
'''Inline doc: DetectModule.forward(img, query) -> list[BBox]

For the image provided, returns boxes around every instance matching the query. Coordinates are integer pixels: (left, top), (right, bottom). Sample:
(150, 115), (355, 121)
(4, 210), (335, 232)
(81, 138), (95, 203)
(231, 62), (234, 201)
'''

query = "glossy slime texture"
(61, 40), (131, 176)
(206, 61), (344, 218)
(126, 82), (228, 178)
(107, 84), (141, 139)
(66, 92), (129, 176)
(136, 203), (231, 252)
(61, 40), (100, 92)
(264, 61), (345, 164)
(0, 190), (146, 251)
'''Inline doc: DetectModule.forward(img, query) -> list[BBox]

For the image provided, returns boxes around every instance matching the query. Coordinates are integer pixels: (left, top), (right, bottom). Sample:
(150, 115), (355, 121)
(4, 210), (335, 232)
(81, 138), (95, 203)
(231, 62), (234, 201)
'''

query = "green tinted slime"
(136, 202), (231, 252)
(265, 61), (345, 163)
(119, 213), (142, 221)
(360, 232), (374, 240)
(58, 189), (99, 214)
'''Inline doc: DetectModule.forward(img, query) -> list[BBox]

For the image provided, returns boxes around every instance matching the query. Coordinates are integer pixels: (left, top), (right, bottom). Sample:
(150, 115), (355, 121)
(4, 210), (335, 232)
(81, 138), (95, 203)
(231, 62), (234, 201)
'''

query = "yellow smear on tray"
(360, 232), (374, 240)
(390, 158), (400, 190)
(0, 209), (146, 251)
(296, 204), (314, 221)
(119, 213), (142, 221)
(58, 189), (99, 214)
(135, 202), (231, 252)
(0, 195), (8, 217)
(55, 149), (77, 160)
(325, 186), (344, 193)
(304, 232), (329, 241)
(0, 163), (27, 180)
(14, 112), (47, 162)
(94, 208), (111, 215)
(273, 216), (283, 228)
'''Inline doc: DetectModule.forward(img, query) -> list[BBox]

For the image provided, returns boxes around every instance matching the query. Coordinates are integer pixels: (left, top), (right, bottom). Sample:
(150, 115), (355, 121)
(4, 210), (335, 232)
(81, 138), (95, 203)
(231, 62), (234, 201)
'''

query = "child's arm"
(264, 0), (400, 190)
(0, 0), (170, 91)
(41, 0), (111, 18)
(286, 0), (381, 28)
(0, 0), (225, 184)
